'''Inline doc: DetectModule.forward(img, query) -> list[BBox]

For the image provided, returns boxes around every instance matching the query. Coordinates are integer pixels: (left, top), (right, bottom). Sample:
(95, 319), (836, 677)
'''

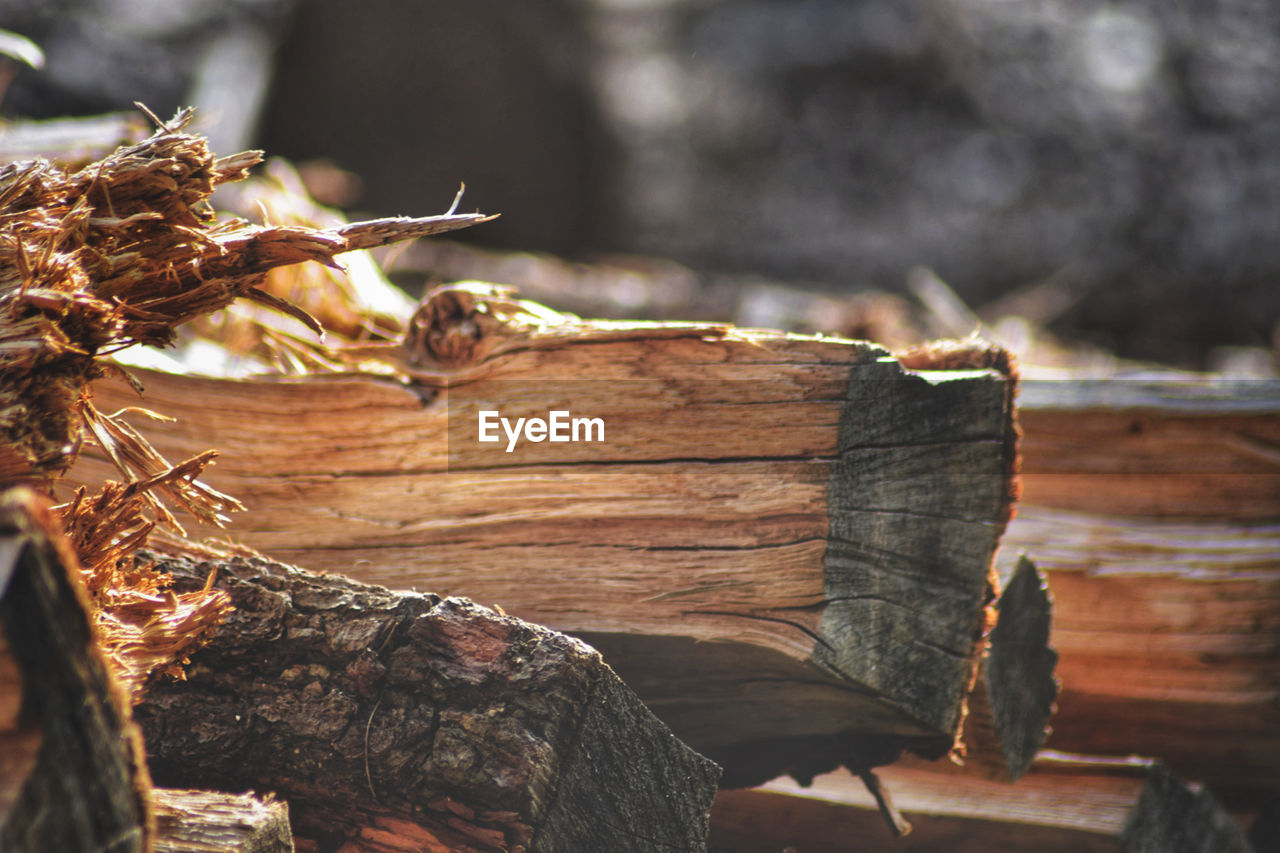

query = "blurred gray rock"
(579, 0), (1280, 363)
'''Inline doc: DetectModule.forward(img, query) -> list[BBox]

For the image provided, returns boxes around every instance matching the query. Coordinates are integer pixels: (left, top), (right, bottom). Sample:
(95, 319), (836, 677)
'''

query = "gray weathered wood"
(983, 555), (1058, 781)
(0, 489), (151, 853)
(1122, 764), (1253, 853)
(819, 354), (1013, 739)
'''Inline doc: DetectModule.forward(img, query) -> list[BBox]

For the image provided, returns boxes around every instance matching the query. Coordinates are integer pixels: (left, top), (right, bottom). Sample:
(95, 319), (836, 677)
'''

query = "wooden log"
(133, 551), (721, 853)
(0, 561), (41, 831)
(79, 286), (1021, 784)
(0, 488), (153, 852)
(707, 756), (1252, 853)
(708, 788), (1120, 853)
(153, 788), (293, 853)
(1004, 376), (1280, 801)
(960, 555), (1059, 782)
(369, 238), (924, 351)
(1016, 376), (1280, 519)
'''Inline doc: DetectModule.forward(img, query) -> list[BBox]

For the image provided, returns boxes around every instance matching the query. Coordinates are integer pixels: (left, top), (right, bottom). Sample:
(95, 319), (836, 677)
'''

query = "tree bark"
(134, 552), (721, 853)
(0, 488), (153, 852)
(1122, 765), (1253, 853)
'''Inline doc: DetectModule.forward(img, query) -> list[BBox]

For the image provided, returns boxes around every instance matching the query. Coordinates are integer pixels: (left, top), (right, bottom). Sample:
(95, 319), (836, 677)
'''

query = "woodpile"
(0, 109), (1273, 851)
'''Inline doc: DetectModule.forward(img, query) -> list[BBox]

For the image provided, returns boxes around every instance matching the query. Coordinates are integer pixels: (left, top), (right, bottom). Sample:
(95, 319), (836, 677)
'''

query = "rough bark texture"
(134, 552), (720, 853)
(0, 488), (153, 852)
(153, 789), (293, 853)
(0, 546), (40, 830)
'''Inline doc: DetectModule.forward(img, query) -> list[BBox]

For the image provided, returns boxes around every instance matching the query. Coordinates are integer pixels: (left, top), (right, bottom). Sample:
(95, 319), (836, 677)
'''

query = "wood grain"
(1003, 377), (1280, 801)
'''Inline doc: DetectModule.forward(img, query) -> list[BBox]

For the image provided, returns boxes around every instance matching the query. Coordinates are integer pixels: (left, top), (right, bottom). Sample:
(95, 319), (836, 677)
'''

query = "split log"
(708, 757), (1253, 853)
(133, 551), (721, 853)
(1016, 376), (1280, 519)
(154, 788), (293, 853)
(1004, 376), (1280, 801)
(78, 286), (1022, 785)
(0, 488), (153, 852)
(708, 789), (1118, 853)
(959, 555), (1058, 782)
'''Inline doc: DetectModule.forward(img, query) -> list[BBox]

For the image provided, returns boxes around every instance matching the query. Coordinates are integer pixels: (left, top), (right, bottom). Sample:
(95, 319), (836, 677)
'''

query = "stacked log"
(1010, 377), (1280, 801)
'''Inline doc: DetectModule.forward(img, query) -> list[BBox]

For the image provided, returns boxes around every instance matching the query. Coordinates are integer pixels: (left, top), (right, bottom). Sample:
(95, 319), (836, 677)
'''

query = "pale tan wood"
(755, 762), (1140, 836)
(709, 785), (1121, 853)
(731, 757), (1251, 850)
(1017, 377), (1280, 520)
(0, 112), (148, 165)
(153, 789), (292, 853)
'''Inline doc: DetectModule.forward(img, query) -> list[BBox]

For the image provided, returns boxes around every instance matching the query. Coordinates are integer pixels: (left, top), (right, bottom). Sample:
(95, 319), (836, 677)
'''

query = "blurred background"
(3, 0), (1280, 371)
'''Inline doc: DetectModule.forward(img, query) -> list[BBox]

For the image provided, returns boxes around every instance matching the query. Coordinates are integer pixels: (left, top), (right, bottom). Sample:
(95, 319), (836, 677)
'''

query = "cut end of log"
(817, 345), (1019, 738)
